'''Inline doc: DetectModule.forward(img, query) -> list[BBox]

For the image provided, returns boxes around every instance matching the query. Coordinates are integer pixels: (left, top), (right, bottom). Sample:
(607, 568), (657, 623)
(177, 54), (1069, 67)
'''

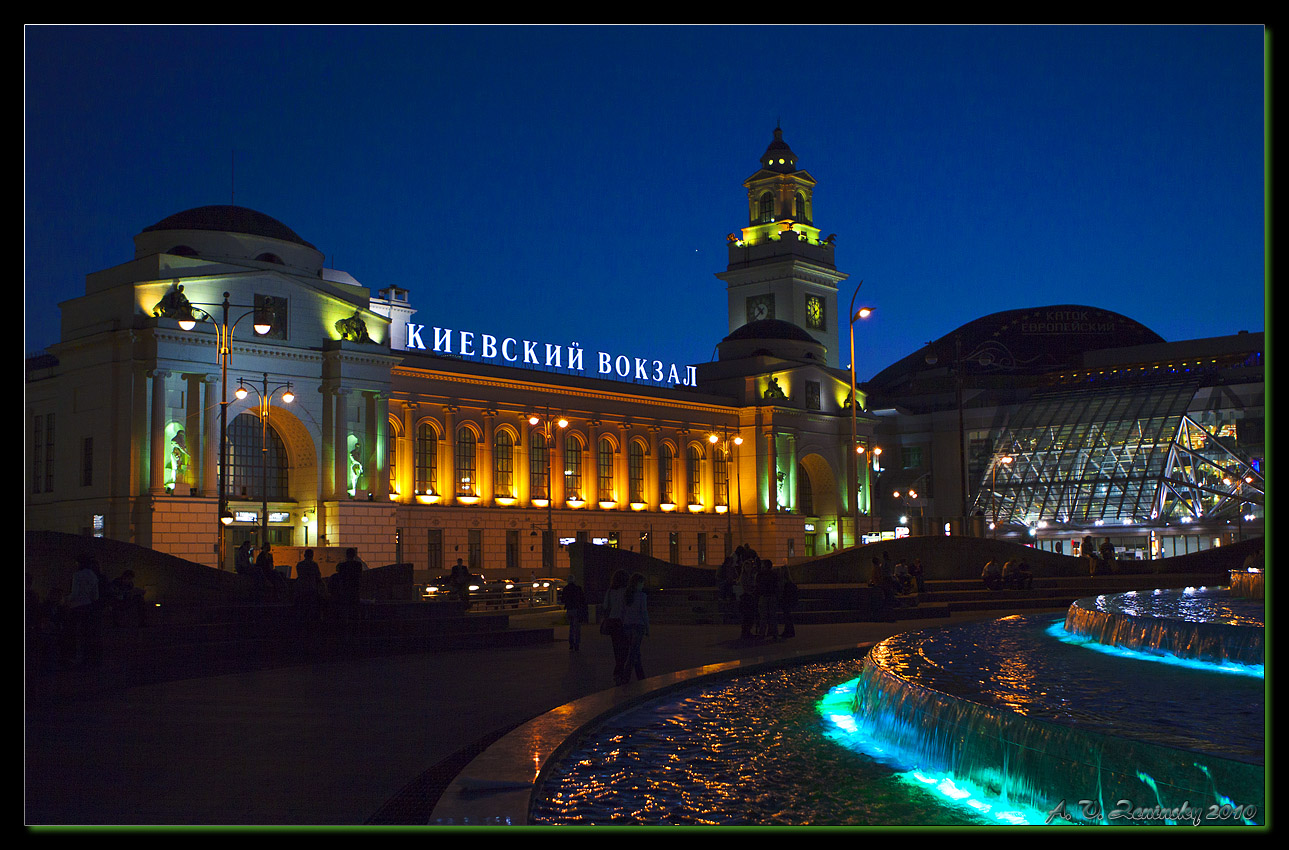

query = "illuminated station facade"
(26, 130), (1263, 578)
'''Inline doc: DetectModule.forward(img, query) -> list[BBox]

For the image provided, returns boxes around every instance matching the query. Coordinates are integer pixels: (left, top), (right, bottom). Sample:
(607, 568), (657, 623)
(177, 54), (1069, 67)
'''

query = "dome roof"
(143, 205), (317, 249)
(759, 127), (799, 173)
(866, 305), (1166, 393)
(723, 318), (816, 344)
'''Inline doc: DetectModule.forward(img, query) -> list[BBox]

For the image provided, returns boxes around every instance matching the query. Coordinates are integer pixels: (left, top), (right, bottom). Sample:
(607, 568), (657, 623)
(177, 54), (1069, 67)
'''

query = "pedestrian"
(982, 559), (1003, 591)
(779, 566), (798, 638)
(65, 554), (103, 668)
(620, 573), (650, 683)
(737, 555), (758, 639)
(235, 540), (254, 575)
(755, 559), (780, 639)
(294, 548), (325, 622)
(908, 557), (925, 593)
(562, 577), (588, 651)
(334, 547), (365, 608)
(450, 557), (472, 610)
(107, 569), (148, 627)
(601, 569), (629, 684)
(257, 543), (286, 599)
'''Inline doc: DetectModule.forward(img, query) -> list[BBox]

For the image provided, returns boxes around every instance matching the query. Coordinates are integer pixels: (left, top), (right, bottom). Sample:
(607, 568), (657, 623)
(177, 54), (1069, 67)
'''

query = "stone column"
(333, 389), (349, 499)
(372, 392), (389, 501)
(442, 405), (457, 505)
(647, 426), (661, 509)
(148, 369), (170, 494)
(202, 373), (220, 497)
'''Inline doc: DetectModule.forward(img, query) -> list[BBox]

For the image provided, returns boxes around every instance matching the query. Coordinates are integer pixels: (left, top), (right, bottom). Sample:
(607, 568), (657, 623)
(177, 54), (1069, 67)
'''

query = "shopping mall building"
(25, 130), (1264, 578)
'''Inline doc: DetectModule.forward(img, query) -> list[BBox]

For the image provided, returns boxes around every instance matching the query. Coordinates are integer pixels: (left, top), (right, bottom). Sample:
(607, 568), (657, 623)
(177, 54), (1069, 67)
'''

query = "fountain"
(850, 589), (1264, 825)
(528, 586), (1264, 825)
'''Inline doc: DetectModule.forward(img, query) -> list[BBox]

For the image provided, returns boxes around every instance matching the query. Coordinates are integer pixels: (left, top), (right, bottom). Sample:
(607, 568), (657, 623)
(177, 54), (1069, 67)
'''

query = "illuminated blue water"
(530, 594), (1264, 826)
(530, 660), (994, 826)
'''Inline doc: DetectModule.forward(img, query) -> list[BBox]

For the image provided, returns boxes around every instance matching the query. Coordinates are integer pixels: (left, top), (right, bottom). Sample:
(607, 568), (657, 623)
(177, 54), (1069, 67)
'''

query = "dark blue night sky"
(24, 25), (1265, 382)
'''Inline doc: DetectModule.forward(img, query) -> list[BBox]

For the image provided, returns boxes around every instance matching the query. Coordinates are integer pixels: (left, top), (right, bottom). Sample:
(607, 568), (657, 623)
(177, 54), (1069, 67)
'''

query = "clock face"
(805, 295), (823, 329)
(747, 294), (774, 322)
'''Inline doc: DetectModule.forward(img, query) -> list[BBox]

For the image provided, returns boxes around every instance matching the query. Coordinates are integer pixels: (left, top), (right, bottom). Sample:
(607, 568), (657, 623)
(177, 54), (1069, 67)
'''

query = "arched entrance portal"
(221, 405), (318, 558)
(797, 453), (840, 554)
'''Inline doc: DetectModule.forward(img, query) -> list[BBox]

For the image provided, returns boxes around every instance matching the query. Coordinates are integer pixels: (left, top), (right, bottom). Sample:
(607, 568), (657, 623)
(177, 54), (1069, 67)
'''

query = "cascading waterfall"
(849, 591), (1264, 825)
(1063, 588), (1263, 667)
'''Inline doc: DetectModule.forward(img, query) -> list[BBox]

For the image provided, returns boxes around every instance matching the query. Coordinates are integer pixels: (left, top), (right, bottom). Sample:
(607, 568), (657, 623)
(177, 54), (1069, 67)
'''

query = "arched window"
(794, 192), (806, 221)
(389, 420), (399, 495)
(415, 423), (438, 495)
(597, 438), (614, 503)
(225, 412), (288, 499)
(659, 443), (674, 504)
(758, 192), (774, 223)
(455, 427), (477, 496)
(628, 441), (645, 503)
(687, 446), (702, 505)
(797, 463), (814, 516)
(494, 430), (514, 498)
(530, 430), (550, 500)
(564, 435), (583, 500)
(714, 446), (729, 507)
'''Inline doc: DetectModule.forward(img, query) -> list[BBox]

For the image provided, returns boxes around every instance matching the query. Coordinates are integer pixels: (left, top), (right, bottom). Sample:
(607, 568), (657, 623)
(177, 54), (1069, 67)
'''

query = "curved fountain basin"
(854, 614), (1263, 821)
(1064, 587), (1263, 666)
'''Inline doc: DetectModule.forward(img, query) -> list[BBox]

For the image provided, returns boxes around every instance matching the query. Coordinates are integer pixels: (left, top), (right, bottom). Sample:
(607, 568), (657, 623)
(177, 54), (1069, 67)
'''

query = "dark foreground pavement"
(26, 607), (1068, 827)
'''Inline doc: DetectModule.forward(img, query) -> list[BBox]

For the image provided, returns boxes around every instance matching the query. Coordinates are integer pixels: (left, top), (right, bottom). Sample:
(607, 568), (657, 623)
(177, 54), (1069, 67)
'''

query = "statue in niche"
(153, 284), (193, 320)
(335, 310), (372, 343)
(763, 377), (788, 401)
(348, 441), (365, 496)
(169, 429), (190, 483)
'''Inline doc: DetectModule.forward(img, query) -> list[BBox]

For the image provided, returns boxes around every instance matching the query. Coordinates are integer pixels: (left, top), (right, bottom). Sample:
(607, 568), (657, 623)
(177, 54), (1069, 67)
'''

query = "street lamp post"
(708, 428), (743, 553)
(176, 290), (277, 568)
(991, 454), (1013, 537)
(847, 280), (873, 548)
(235, 372), (295, 550)
(528, 409), (568, 572)
(924, 335), (1023, 536)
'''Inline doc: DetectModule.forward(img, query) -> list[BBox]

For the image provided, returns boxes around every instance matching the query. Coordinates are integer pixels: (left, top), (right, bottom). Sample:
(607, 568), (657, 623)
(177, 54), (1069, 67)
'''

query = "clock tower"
(717, 127), (848, 366)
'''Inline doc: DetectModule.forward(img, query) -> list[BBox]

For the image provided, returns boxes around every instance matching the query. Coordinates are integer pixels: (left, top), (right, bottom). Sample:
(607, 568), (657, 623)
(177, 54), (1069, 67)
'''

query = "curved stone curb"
(428, 641), (876, 825)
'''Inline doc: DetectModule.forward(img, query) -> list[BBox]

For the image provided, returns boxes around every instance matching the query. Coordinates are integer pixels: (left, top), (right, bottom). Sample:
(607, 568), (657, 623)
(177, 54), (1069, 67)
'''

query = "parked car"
(524, 577), (566, 605)
(420, 573), (484, 601)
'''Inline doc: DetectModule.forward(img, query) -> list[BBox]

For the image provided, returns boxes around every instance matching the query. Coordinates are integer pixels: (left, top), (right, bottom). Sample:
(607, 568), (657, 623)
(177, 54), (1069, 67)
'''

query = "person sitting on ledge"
(981, 559), (1003, 591)
(1002, 559), (1032, 590)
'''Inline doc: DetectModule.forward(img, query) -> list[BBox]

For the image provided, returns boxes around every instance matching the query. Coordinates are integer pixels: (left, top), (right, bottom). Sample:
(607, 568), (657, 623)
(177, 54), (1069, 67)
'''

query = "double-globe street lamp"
(990, 454), (1014, 537)
(235, 373), (296, 553)
(848, 280), (874, 547)
(528, 409), (568, 572)
(174, 290), (279, 568)
(707, 428), (743, 553)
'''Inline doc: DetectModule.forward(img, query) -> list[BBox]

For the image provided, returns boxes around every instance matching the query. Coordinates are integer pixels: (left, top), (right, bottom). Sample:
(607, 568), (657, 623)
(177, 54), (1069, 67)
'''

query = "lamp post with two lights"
(174, 290), (278, 568)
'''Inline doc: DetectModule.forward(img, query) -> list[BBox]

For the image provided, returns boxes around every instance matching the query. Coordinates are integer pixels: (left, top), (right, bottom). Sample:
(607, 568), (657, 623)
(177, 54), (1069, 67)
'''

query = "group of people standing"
(26, 554), (151, 673)
(980, 557), (1033, 590)
(598, 570), (650, 685)
(234, 541), (366, 616)
(720, 545), (797, 641)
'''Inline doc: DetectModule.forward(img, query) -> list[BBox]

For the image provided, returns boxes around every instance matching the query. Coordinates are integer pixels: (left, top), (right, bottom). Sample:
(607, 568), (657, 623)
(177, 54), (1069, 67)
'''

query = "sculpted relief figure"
(335, 311), (372, 343)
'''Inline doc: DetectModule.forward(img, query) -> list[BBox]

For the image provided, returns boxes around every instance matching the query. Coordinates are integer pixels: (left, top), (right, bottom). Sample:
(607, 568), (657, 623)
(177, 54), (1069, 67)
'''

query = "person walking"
(755, 559), (780, 639)
(562, 577), (588, 651)
(620, 573), (650, 683)
(779, 566), (798, 639)
(334, 547), (365, 609)
(450, 558), (472, 610)
(601, 569), (629, 684)
(293, 548), (325, 623)
(65, 554), (103, 668)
